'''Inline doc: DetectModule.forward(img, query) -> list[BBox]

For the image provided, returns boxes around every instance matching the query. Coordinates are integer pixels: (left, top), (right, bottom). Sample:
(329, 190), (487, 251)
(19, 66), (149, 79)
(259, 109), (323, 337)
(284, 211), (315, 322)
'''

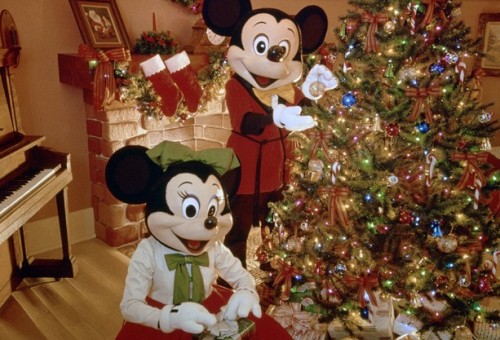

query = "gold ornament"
(454, 325), (474, 340)
(436, 235), (458, 253)
(384, 20), (395, 33)
(308, 158), (324, 182)
(309, 81), (326, 98)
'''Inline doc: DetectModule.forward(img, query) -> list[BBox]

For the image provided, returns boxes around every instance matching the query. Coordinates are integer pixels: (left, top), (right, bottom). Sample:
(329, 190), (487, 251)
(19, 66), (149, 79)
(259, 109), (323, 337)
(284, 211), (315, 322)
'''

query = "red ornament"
(399, 210), (414, 224)
(385, 123), (400, 137)
(477, 275), (493, 293)
(314, 259), (327, 275)
(377, 224), (390, 234)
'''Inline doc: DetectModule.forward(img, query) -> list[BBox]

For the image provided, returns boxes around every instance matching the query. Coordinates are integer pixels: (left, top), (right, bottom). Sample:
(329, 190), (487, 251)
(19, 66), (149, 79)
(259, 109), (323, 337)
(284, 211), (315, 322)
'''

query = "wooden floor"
(0, 238), (130, 340)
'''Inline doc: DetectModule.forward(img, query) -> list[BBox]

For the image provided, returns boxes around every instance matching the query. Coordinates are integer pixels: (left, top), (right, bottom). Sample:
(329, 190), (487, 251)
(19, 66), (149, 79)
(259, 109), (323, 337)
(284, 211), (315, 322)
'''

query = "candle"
(152, 12), (156, 31)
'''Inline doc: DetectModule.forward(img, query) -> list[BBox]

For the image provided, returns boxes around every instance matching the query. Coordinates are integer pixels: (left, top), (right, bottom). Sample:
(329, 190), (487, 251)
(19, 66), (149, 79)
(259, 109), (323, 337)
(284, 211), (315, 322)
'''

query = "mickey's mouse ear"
(202, 0), (252, 37)
(295, 6), (328, 54)
(105, 145), (162, 204)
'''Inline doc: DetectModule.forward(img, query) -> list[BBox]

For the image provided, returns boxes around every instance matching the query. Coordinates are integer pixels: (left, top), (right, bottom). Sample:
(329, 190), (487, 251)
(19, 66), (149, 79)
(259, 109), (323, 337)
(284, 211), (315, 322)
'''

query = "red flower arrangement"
(133, 31), (178, 55)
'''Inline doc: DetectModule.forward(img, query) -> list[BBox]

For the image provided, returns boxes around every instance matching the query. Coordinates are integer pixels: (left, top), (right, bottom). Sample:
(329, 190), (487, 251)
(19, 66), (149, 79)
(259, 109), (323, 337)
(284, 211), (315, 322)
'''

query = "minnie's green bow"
(146, 141), (240, 175)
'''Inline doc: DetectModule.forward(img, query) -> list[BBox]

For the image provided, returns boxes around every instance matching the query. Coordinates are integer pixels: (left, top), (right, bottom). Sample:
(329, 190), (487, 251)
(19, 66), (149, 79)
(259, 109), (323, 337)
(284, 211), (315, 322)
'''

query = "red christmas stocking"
(164, 51), (202, 113)
(139, 54), (182, 117)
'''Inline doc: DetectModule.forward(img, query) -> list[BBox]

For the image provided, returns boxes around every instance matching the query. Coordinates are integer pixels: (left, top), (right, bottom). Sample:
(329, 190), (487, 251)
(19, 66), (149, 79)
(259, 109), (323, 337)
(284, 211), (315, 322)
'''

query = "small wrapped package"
(194, 318), (255, 340)
(266, 303), (328, 340)
(328, 292), (394, 339)
(474, 296), (500, 340)
(392, 314), (423, 336)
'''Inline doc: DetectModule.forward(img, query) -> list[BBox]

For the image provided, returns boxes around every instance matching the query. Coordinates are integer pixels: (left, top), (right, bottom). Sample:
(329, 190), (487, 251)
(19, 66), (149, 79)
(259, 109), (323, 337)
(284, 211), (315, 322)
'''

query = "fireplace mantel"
(57, 52), (209, 105)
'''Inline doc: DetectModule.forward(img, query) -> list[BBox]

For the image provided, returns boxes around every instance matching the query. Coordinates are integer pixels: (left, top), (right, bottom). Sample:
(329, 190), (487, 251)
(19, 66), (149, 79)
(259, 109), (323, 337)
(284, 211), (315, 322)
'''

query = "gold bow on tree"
(344, 272), (379, 308)
(78, 44), (131, 110)
(307, 130), (334, 163)
(361, 12), (388, 53)
(420, 0), (448, 28)
(451, 152), (488, 209)
(317, 186), (350, 229)
(405, 86), (442, 123)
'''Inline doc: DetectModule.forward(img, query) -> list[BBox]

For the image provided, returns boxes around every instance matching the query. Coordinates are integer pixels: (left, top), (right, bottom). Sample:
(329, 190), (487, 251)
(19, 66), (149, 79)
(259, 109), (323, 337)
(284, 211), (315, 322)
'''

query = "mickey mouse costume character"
(202, 0), (338, 267)
(107, 141), (291, 338)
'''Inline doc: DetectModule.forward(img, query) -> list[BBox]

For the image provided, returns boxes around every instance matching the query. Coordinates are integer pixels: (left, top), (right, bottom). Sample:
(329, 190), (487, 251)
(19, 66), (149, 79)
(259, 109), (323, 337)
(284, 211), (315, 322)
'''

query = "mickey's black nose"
(204, 216), (218, 229)
(267, 45), (286, 62)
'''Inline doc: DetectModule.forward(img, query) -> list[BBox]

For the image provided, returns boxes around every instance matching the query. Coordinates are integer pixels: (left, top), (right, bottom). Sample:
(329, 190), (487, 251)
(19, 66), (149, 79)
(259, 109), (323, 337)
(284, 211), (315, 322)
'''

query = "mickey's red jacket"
(225, 75), (305, 195)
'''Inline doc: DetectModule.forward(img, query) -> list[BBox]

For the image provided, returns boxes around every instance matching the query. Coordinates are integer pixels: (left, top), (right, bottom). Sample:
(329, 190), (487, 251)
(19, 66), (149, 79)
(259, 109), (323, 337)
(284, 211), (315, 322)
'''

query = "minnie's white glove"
(159, 302), (217, 334)
(301, 64), (339, 100)
(224, 288), (262, 321)
(272, 95), (317, 131)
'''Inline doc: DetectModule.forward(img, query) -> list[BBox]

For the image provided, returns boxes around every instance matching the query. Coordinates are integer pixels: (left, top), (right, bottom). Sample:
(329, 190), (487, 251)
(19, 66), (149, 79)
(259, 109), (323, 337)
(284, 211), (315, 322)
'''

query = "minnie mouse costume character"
(202, 0), (338, 267)
(106, 141), (290, 338)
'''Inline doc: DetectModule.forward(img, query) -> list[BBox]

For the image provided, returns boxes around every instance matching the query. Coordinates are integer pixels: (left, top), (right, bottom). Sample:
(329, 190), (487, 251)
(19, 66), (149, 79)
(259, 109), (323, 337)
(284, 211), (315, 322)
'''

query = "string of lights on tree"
(258, 0), (499, 337)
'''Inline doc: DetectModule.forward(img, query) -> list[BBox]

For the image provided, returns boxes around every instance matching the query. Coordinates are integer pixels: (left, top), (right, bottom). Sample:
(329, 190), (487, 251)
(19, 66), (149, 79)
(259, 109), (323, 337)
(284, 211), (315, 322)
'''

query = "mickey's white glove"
(159, 302), (217, 334)
(224, 289), (262, 321)
(272, 95), (317, 131)
(301, 64), (339, 100)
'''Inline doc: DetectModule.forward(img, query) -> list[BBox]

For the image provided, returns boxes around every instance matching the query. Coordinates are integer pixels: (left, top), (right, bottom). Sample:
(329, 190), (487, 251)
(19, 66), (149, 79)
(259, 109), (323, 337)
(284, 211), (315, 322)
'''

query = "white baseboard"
(24, 208), (95, 256)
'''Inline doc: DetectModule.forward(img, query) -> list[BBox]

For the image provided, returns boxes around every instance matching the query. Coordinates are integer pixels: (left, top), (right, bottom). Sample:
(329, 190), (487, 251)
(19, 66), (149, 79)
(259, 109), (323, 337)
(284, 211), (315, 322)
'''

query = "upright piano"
(0, 10), (76, 286)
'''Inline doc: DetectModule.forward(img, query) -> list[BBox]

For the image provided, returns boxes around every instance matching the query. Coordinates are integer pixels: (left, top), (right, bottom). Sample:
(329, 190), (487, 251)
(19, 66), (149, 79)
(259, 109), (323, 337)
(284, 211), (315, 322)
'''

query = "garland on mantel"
(170, 0), (203, 15)
(116, 50), (230, 123)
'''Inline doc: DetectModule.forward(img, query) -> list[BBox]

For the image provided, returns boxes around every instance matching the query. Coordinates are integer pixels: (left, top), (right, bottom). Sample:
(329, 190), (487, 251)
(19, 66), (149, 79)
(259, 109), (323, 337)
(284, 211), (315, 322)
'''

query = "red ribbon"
(344, 273), (379, 308)
(272, 260), (300, 299)
(78, 44), (131, 109)
(405, 86), (442, 123)
(307, 130), (334, 163)
(456, 241), (483, 256)
(451, 152), (488, 190)
(361, 12), (388, 53)
(482, 190), (500, 220)
(317, 187), (350, 228)
(420, 0), (448, 28)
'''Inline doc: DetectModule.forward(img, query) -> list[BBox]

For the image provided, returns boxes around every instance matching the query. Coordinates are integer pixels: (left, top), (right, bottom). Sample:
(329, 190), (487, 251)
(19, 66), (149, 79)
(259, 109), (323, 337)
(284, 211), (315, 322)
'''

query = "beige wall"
(2, 0), (500, 225)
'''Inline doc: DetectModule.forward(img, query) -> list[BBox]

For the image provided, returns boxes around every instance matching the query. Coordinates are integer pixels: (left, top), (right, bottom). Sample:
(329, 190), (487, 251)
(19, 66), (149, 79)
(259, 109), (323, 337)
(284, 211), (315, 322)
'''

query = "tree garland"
(117, 50), (230, 123)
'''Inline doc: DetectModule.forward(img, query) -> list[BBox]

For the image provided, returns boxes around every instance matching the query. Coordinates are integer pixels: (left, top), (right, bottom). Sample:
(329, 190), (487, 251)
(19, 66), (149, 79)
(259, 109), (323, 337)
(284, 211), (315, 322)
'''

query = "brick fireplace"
(58, 53), (231, 249)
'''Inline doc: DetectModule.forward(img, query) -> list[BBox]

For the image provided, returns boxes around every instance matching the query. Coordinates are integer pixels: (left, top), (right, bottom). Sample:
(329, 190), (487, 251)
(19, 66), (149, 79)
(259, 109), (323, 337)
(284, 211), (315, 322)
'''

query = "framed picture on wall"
(69, 0), (131, 50)
(478, 13), (500, 76)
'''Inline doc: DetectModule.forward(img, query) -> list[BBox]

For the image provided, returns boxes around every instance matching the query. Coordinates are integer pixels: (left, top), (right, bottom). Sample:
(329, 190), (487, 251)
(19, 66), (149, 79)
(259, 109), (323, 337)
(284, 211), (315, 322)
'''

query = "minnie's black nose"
(205, 216), (218, 229)
(267, 45), (286, 62)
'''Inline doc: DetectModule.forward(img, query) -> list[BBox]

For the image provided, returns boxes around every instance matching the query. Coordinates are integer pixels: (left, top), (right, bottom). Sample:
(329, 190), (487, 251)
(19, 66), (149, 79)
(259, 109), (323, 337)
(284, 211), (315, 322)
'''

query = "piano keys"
(0, 166), (60, 217)
(0, 135), (76, 278)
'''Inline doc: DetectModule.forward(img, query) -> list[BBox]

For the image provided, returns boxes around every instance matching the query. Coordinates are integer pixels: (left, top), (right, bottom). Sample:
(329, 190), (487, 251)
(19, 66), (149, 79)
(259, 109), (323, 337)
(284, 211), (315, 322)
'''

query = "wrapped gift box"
(328, 291), (394, 340)
(392, 314), (423, 336)
(266, 303), (328, 340)
(474, 321), (500, 340)
(195, 318), (255, 340)
(474, 296), (500, 340)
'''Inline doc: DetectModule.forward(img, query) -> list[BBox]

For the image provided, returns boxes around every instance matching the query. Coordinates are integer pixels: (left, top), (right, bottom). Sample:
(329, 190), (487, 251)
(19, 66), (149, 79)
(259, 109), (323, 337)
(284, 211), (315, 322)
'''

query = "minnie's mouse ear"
(220, 165), (241, 200)
(105, 145), (163, 204)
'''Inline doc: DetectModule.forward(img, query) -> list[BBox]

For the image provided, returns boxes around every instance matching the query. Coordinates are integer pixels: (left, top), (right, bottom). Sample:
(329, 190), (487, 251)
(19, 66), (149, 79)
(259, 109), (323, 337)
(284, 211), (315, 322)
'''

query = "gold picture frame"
(478, 13), (500, 76)
(69, 0), (131, 50)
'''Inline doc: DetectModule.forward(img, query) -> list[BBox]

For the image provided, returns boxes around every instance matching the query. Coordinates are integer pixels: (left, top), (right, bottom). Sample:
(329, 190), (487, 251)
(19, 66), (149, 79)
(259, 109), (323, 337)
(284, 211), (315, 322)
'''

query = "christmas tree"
(260, 0), (499, 337)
